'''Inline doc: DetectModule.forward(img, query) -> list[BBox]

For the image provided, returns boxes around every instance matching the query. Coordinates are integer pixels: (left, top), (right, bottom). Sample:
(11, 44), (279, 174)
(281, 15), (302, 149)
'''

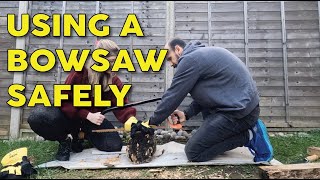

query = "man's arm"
(149, 57), (200, 125)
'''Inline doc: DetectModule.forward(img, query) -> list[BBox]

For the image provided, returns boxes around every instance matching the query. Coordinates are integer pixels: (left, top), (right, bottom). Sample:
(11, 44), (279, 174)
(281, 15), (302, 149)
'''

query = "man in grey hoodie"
(147, 38), (274, 163)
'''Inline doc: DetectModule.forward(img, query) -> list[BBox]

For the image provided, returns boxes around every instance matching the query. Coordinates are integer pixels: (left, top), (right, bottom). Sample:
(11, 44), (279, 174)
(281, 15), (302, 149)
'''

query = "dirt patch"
(36, 165), (262, 179)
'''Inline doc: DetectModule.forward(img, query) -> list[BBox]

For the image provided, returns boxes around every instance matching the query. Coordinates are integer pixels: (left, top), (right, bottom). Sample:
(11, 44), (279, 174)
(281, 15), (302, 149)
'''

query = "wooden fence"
(0, 1), (319, 139)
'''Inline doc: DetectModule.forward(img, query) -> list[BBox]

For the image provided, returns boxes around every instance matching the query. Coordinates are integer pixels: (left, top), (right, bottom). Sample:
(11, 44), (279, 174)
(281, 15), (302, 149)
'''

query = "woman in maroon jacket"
(28, 39), (139, 161)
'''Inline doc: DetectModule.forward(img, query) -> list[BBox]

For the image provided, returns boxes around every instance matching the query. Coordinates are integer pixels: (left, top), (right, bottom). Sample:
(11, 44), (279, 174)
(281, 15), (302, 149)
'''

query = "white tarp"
(36, 141), (281, 169)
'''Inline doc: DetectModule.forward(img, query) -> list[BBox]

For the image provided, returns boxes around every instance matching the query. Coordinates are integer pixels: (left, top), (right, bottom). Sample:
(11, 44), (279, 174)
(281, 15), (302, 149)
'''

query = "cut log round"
(126, 132), (157, 164)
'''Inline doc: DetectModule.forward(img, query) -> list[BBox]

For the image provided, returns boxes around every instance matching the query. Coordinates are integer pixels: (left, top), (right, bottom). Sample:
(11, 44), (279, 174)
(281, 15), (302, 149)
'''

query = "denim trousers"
(185, 105), (260, 162)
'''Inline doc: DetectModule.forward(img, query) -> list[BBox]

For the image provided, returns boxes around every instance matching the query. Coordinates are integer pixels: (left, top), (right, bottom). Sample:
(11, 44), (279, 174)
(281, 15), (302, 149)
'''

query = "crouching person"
(146, 38), (274, 163)
(27, 39), (139, 161)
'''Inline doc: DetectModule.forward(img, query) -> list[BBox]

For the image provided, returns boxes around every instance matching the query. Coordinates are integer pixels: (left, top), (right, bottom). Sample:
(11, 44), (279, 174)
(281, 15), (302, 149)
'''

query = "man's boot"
(55, 137), (72, 161)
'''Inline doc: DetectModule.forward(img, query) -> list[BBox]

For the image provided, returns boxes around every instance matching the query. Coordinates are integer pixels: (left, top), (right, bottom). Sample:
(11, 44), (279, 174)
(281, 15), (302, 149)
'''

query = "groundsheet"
(37, 141), (281, 169)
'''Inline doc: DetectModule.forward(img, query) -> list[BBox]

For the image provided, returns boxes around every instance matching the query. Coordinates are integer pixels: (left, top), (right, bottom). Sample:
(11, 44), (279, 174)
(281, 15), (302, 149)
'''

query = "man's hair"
(168, 38), (186, 50)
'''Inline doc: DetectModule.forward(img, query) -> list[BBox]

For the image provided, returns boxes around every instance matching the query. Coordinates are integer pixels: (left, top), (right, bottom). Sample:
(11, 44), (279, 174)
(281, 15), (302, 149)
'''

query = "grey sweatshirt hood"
(178, 41), (205, 64)
(184, 40), (206, 54)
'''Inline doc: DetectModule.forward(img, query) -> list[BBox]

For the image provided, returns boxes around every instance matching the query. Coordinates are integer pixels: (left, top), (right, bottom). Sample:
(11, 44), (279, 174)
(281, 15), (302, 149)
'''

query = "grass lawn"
(1, 130), (320, 179)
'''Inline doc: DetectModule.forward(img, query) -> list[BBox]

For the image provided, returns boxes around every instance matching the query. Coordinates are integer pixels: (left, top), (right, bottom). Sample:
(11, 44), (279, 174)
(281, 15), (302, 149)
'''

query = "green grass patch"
(0, 130), (319, 179)
(270, 130), (320, 164)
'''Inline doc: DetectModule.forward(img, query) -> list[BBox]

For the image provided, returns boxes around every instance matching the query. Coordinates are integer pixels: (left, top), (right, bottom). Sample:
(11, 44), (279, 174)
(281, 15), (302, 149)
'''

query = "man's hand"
(170, 109), (186, 124)
(87, 112), (105, 126)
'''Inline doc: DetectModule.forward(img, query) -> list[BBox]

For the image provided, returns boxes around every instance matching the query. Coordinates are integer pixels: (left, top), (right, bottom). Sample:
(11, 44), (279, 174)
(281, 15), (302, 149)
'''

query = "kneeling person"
(145, 38), (273, 163)
(27, 40), (143, 161)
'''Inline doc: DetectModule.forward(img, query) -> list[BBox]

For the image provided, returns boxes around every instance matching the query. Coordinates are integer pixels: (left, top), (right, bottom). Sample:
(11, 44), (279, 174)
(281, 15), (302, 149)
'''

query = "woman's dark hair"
(168, 38), (186, 50)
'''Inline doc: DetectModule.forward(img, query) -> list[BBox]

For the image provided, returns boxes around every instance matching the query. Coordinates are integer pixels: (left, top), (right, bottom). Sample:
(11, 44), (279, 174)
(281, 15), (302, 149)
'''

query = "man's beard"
(172, 53), (180, 68)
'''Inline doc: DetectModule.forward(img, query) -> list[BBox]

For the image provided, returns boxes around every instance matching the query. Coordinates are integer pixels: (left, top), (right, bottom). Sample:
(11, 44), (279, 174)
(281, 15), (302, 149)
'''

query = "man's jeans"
(185, 105), (260, 162)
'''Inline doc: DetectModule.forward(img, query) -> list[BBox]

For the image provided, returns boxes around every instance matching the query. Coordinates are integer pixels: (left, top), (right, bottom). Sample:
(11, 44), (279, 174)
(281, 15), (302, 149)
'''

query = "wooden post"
(318, 2), (320, 36)
(207, 1), (212, 46)
(165, 1), (175, 90)
(56, 1), (66, 84)
(129, 1), (134, 101)
(280, 1), (290, 125)
(9, 1), (29, 140)
(259, 163), (320, 179)
(130, 0), (134, 58)
(96, 1), (100, 15)
(244, 1), (249, 67)
(165, 1), (175, 129)
(95, 1), (100, 40)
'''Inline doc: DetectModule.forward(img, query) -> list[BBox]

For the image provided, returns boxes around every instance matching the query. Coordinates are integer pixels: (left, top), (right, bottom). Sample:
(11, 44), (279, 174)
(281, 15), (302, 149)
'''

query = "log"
(259, 163), (320, 179)
(305, 147), (320, 162)
(308, 147), (320, 156)
(126, 132), (157, 164)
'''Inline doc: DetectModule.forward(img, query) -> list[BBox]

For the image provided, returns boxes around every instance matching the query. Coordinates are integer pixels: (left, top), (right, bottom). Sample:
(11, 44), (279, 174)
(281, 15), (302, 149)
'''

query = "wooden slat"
(130, 83), (165, 93)
(0, 8), (18, 15)
(288, 97), (320, 106)
(288, 77), (320, 86)
(0, 79), (13, 88)
(284, 1), (319, 11)
(211, 2), (244, 12)
(257, 86), (285, 96)
(289, 107), (320, 117)
(213, 40), (244, 48)
(286, 20), (319, 30)
(250, 67), (284, 77)
(175, 12), (208, 22)
(289, 87), (320, 97)
(248, 57), (284, 68)
(211, 12), (244, 22)
(287, 30), (319, 39)
(0, 1), (19, 8)
(287, 67), (320, 77)
(260, 97), (285, 106)
(289, 121), (320, 128)
(175, 3), (208, 13)
(287, 39), (320, 49)
(0, 87), (13, 97)
(288, 57), (320, 68)
(248, 11), (281, 21)
(260, 106), (286, 116)
(249, 48), (283, 58)
(259, 163), (320, 179)
(0, 128), (8, 136)
(254, 76), (284, 86)
(248, 21), (282, 30)
(248, 2), (280, 12)
(287, 49), (320, 58)
(285, 11), (320, 21)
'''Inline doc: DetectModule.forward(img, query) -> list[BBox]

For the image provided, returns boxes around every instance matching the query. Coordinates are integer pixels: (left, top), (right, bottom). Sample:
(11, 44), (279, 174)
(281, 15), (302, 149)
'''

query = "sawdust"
(103, 156), (120, 166)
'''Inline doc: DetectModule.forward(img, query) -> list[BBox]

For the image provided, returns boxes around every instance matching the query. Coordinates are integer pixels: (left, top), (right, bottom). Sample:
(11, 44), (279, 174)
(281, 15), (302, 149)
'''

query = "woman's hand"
(170, 109), (186, 124)
(87, 112), (105, 126)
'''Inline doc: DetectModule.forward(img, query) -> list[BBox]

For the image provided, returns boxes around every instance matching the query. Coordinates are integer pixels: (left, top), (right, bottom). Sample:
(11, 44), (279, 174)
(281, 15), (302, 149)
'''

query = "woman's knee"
(27, 106), (69, 141)
(95, 139), (123, 152)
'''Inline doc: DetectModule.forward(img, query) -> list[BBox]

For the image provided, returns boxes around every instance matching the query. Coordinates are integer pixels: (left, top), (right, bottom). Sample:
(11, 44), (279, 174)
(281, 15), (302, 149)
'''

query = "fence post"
(244, 1), (249, 66)
(9, 1), (29, 140)
(280, 1), (290, 125)
(208, 1), (212, 46)
(165, 1), (175, 90)
(56, 1), (66, 84)
(318, 2), (320, 37)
